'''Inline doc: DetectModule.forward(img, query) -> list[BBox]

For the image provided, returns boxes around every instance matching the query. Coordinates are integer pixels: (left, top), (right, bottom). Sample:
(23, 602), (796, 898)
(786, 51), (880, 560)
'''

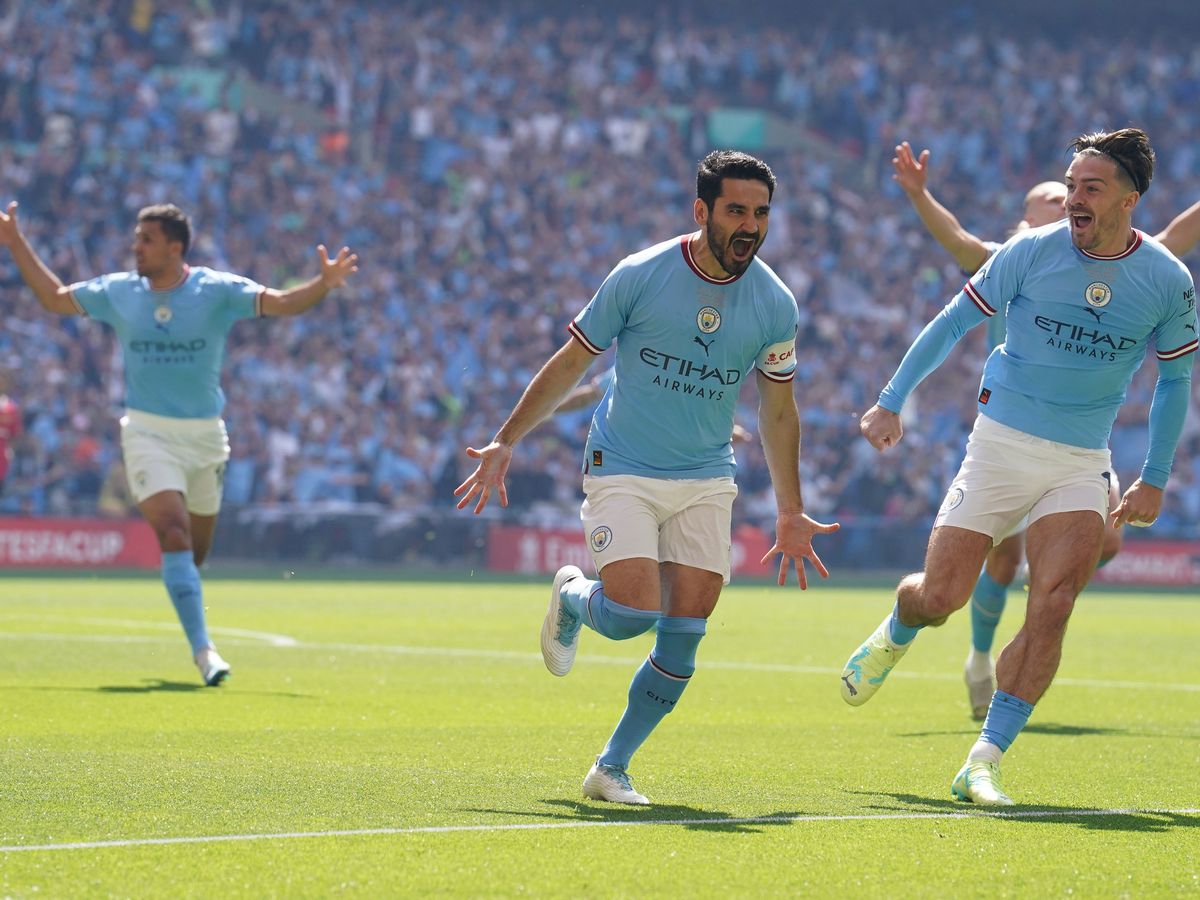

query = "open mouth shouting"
(730, 234), (758, 263)
(1069, 210), (1094, 237)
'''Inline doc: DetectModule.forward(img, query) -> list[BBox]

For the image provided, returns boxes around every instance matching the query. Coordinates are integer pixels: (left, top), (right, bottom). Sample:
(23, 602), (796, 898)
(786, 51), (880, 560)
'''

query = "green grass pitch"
(1, 574), (1197, 897)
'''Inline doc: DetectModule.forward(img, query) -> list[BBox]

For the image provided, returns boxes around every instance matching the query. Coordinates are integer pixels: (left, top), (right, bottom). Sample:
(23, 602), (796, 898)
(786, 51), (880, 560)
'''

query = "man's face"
(1064, 154), (1136, 253)
(696, 178), (770, 277)
(1023, 185), (1067, 229)
(132, 220), (181, 277)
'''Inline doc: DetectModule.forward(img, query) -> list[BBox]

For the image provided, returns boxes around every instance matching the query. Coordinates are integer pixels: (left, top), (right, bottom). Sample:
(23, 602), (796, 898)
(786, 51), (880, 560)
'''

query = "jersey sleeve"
(67, 274), (115, 322)
(755, 293), (799, 382)
(217, 271), (266, 322)
(1153, 274), (1199, 364)
(1141, 272), (1198, 488)
(567, 262), (636, 354)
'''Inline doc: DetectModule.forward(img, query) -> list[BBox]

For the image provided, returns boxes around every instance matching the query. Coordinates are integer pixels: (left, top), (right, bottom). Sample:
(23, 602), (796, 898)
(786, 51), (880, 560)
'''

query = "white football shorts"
(580, 473), (738, 583)
(936, 415), (1111, 543)
(120, 409), (231, 515)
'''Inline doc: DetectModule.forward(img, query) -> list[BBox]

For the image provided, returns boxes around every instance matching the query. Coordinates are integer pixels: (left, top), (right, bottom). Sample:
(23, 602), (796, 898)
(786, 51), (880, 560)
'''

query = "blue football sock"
(970, 570), (1008, 653)
(979, 689), (1034, 752)
(162, 550), (210, 655)
(598, 617), (706, 769)
(562, 578), (658, 641)
(888, 601), (922, 645)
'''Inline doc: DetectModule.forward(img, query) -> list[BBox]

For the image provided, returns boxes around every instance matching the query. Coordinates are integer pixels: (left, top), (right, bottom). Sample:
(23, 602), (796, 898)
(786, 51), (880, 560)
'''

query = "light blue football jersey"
(70, 266), (263, 418)
(881, 222), (1197, 487)
(569, 234), (799, 479)
(978, 240), (1006, 349)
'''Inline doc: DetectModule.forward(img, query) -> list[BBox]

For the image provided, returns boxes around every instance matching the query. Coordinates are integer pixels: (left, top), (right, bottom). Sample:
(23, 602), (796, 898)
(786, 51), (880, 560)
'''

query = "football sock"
(562, 578), (658, 641)
(973, 689), (1033, 754)
(887, 601), (922, 645)
(598, 616), (706, 769)
(162, 550), (210, 655)
(970, 570), (1008, 653)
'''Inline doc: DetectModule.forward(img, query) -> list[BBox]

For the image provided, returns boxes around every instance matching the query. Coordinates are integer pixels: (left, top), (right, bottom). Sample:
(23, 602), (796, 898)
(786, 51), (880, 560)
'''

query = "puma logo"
(693, 336), (714, 355)
(1186, 322), (1197, 333)
(1083, 307), (1106, 323)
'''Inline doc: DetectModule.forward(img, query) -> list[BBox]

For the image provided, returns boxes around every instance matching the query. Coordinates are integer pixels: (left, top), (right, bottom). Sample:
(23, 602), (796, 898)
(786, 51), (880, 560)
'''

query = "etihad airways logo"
(638, 347), (741, 385)
(1034, 315), (1136, 361)
(129, 338), (208, 353)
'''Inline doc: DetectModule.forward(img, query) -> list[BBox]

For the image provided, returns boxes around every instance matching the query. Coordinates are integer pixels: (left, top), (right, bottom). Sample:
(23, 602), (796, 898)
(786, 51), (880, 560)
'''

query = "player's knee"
(1030, 585), (1077, 633)
(154, 521), (192, 553)
(901, 571), (965, 621)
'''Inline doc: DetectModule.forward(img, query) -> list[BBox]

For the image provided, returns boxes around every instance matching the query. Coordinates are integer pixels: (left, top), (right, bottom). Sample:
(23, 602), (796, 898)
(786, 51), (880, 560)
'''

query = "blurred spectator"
(0, 0), (1196, 541)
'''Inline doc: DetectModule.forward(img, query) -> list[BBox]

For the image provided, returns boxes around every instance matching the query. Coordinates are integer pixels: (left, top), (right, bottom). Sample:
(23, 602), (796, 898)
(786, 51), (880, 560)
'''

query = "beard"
(706, 228), (760, 277)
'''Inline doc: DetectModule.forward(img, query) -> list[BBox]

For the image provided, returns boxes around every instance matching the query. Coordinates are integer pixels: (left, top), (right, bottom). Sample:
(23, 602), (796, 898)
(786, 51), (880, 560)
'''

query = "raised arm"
(455, 337), (595, 514)
(893, 143), (991, 275)
(0, 202), (81, 315)
(1154, 198), (1200, 259)
(258, 244), (359, 316)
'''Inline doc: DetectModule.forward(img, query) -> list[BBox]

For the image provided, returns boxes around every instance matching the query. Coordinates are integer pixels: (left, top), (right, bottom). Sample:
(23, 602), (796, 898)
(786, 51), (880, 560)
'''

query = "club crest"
(154, 305), (173, 324)
(1084, 282), (1112, 308)
(697, 307), (721, 333)
(590, 526), (613, 553)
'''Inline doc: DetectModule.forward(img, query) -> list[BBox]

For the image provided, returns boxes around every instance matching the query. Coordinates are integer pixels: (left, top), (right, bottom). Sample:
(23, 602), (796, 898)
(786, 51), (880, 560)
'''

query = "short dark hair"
(137, 204), (192, 255)
(1070, 128), (1154, 196)
(697, 150), (777, 211)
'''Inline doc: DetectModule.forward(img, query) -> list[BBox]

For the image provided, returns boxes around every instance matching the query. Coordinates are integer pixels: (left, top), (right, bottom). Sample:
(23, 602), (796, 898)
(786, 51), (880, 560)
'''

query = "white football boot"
(541, 565), (584, 676)
(195, 646), (231, 687)
(582, 759), (650, 805)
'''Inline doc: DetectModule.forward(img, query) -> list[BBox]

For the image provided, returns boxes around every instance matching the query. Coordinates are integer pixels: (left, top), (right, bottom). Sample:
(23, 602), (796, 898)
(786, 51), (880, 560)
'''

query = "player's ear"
(693, 197), (707, 227)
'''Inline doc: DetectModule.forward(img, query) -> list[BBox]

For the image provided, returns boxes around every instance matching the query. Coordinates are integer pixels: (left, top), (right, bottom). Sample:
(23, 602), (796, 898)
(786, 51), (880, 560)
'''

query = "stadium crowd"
(1, 0), (1198, 542)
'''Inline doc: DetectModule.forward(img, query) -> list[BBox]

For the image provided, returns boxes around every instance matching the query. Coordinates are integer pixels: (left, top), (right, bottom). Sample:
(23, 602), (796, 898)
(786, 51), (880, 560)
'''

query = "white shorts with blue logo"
(120, 409), (230, 515)
(936, 415), (1111, 543)
(580, 473), (738, 583)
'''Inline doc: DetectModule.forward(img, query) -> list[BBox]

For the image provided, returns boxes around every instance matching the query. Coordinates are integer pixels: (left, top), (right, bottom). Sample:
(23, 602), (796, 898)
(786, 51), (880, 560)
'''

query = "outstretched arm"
(893, 143), (991, 275)
(1155, 198), (1200, 259)
(455, 337), (595, 514)
(755, 373), (840, 588)
(259, 244), (359, 316)
(0, 202), (80, 315)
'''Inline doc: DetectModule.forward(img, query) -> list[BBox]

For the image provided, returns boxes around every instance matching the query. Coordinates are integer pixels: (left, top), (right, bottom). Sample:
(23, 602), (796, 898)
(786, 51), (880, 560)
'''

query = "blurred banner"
(486, 523), (774, 577)
(1089, 540), (1200, 586)
(0, 517), (159, 569)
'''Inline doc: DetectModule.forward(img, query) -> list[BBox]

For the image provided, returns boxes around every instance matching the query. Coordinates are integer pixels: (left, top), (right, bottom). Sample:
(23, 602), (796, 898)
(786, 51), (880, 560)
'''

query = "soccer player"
(891, 140), (1200, 719)
(456, 150), (839, 805)
(0, 201), (358, 685)
(842, 128), (1196, 805)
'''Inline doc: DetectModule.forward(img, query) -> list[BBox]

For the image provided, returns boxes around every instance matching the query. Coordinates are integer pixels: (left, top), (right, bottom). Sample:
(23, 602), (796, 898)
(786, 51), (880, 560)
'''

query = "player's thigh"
(137, 489), (192, 545)
(1025, 510), (1104, 598)
(985, 530), (1025, 584)
(922, 525), (994, 608)
(658, 478), (738, 584)
(661, 562), (723, 618)
(598, 557), (662, 611)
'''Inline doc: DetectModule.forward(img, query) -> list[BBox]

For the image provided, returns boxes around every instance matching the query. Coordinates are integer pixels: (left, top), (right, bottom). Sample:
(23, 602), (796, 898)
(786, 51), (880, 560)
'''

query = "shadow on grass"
(897, 722), (1131, 739)
(846, 790), (1200, 833)
(18, 681), (311, 697)
(467, 799), (804, 834)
